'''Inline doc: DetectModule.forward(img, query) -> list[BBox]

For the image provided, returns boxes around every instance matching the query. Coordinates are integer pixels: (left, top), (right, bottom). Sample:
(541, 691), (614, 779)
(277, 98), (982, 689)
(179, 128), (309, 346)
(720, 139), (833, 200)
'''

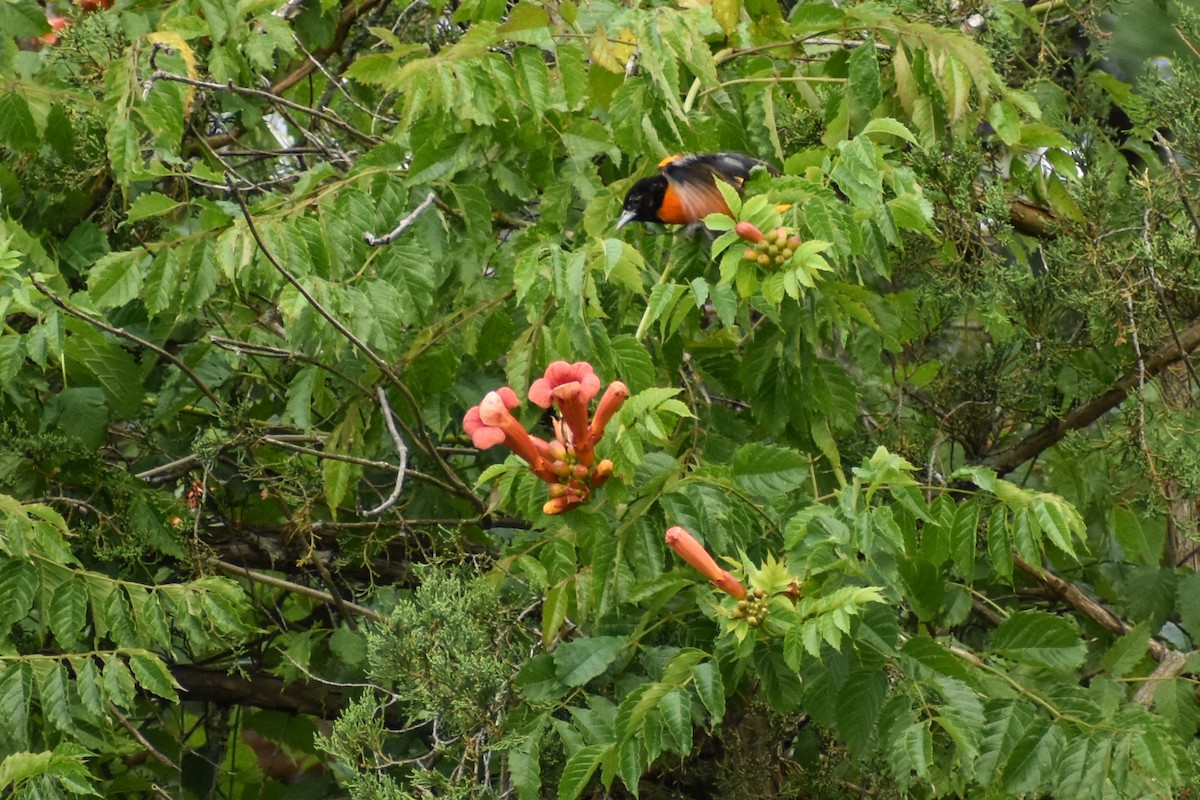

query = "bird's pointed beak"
(616, 209), (638, 230)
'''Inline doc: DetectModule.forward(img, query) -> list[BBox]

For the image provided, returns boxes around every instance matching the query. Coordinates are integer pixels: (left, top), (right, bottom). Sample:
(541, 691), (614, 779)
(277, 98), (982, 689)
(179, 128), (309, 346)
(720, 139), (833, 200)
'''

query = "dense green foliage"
(3, 0), (1200, 797)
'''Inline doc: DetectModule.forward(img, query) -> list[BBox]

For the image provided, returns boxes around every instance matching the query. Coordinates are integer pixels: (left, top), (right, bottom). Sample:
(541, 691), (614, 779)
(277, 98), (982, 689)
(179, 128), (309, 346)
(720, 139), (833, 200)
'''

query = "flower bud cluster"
(464, 361), (628, 515)
(732, 587), (770, 627)
(735, 223), (803, 269)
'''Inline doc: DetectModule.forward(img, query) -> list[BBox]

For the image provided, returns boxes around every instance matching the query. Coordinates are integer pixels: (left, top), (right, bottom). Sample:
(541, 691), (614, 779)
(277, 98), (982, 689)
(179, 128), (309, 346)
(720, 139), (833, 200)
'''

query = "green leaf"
(0, 751), (52, 792)
(125, 192), (184, 223)
(973, 699), (1032, 785)
(753, 647), (802, 712)
(541, 580), (571, 646)
(830, 135), (882, 209)
(514, 46), (551, 117)
(48, 576), (87, 648)
(999, 717), (1061, 794)
(103, 586), (137, 647)
(731, 442), (809, 496)
(557, 742), (609, 800)
(87, 251), (146, 310)
(949, 501), (978, 580)
(509, 724), (544, 800)
(128, 652), (180, 701)
(103, 655), (137, 710)
(516, 654), (568, 703)
(63, 320), (147, 417)
(847, 41), (882, 132)
(691, 661), (725, 725)
(72, 658), (104, 719)
(1031, 495), (1080, 559)
(0, 94), (39, 153)
(1100, 621), (1150, 678)
(901, 635), (972, 683)
(1111, 506), (1161, 564)
(553, 636), (627, 687)
(987, 504), (1013, 582)
(658, 689), (692, 754)
(34, 661), (72, 732)
(835, 668), (888, 755)
(860, 117), (920, 146)
(0, 560), (38, 630)
(991, 610), (1085, 671)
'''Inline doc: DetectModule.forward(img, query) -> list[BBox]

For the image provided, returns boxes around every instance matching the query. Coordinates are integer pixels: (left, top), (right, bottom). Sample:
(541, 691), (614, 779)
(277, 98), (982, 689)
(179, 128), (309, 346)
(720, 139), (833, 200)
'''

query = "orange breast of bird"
(656, 183), (731, 224)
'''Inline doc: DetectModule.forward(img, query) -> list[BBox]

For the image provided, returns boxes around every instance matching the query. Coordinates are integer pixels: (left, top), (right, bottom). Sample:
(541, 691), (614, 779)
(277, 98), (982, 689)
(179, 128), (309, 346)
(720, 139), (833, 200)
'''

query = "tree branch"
(215, 559), (387, 623)
(982, 315), (1200, 476)
(172, 665), (344, 718)
(1013, 554), (1168, 661)
(30, 276), (225, 410)
(225, 177), (484, 512)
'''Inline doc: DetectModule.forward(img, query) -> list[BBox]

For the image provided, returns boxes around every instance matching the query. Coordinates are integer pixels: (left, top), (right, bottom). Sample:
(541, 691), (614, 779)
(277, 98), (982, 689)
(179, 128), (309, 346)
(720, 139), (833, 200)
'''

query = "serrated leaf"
(125, 192), (183, 223)
(103, 586), (136, 647)
(1100, 621), (1150, 678)
(509, 725), (544, 800)
(901, 635), (972, 683)
(143, 248), (181, 317)
(691, 661), (725, 725)
(659, 688), (691, 754)
(71, 658), (104, 719)
(516, 654), (568, 703)
(991, 610), (1085, 671)
(48, 577), (87, 648)
(836, 668), (888, 755)
(0, 94), (39, 152)
(557, 742), (609, 800)
(102, 654), (136, 710)
(861, 117), (920, 146)
(541, 580), (571, 646)
(950, 501), (978, 580)
(731, 442), (809, 496)
(128, 652), (179, 701)
(87, 251), (145, 310)
(999, 716), (1061, 794)
(0, 560), (38, 630)
(513, 46), (551, 117)
(753, 647), (802, 712)
(553, 636), (626, 687)
(34, 661), (72, 732)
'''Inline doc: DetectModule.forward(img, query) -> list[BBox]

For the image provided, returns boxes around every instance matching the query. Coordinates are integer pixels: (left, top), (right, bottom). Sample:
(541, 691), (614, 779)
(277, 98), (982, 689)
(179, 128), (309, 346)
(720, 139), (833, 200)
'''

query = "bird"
(616, 152), (778, 229)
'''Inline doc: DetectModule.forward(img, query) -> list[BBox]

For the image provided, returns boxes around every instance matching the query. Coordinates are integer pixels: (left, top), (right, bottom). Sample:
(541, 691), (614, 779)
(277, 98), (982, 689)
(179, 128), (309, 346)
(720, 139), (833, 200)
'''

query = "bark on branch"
(172, 665), (344, 718)
(983, 315), (1200, 476)
(1013, 554), (1168, 661)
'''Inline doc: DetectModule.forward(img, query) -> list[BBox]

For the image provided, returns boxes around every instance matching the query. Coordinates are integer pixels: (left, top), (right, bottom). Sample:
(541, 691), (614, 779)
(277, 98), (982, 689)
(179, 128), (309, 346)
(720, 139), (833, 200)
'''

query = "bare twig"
(363, 387), (409, 516)
(110, 702), (179, 771)
(210, 336), (371, 395)
(258, 434), (459, 496)
(135, 454), (203, 481)
(364, 192), (438, 246)
(151, 71), (378, 145)
(30, 276), (224, 409)
(215, 559), (386, 623)
(225, 176), (484, 511)
(311, 554), (359, 632)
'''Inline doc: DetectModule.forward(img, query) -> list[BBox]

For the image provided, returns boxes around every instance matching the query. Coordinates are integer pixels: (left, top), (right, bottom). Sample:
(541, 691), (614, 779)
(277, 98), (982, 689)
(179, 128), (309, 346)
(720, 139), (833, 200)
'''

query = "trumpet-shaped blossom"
(665, 526), (746, 599)
(464, 361), (629, 514)
(463, 388), (555, 482)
